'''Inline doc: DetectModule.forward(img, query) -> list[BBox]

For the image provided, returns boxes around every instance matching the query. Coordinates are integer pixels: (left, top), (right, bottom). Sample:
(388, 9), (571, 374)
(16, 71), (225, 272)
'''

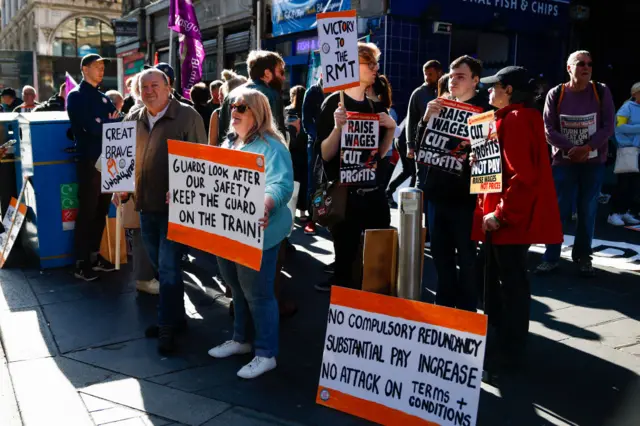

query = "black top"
(315, 91), (387, 184)
(194, 103), (214, 136)
(415, 93), (493, 208)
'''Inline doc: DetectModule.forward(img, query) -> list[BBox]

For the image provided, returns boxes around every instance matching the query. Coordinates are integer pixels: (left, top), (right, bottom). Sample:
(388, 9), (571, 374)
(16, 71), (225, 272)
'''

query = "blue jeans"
(427, 201), (477, 311)
(217, 243), (281, 358)
(543, 164), (605, 263)
(140, 212), (186, 327)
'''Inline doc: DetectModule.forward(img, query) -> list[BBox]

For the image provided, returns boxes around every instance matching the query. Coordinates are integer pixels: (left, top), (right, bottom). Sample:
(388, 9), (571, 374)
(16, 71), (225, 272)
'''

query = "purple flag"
(64, 72), (78, 110)
(168, 0), (204, 100)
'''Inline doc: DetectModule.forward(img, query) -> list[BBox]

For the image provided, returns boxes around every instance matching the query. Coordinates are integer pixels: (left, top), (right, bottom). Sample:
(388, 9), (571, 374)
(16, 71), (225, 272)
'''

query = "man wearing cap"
(66, 53), (121, 281)
(1, 88), (22, 113)
(144, 63), (194, 106)
(536, 50), (615, 278)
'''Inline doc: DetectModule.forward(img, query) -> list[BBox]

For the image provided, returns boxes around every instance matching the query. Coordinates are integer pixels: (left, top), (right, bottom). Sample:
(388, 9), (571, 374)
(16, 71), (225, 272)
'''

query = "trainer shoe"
(237, 356), (277, 379)
(208, 340), (252, 359)
(75, 263), (98, 282)
(136, 279), (160, 295)
(304, 222), (317, 235)
(608, 214), (625, 227)
(578, 258), (595, 278)
(622, 213), (640, 225)
(535, 261), (558, 274)
(157, 325), (176, 355)
(92, 255), (115, 272)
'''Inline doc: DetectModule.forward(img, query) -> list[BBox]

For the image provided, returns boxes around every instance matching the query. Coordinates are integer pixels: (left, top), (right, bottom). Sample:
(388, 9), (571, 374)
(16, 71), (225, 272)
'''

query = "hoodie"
(615, 100), (640, 148)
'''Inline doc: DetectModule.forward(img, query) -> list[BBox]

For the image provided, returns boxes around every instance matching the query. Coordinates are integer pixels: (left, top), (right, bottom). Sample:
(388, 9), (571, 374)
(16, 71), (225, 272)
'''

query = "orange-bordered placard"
(340, 112), (380, 186)
(167, 140), (266, 271)
(468, 110), (502, 194)
(0, 197), (28, 268)
(317, 9), (359, 93)
(317, 287), (488, 426)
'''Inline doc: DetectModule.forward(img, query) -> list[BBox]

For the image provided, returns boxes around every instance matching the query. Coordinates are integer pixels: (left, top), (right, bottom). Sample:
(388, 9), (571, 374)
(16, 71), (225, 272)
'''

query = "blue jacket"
(222, 133), (294, 251)
(615, 100), (640, 148)
(66, 80), (118, 162)
(302, 80), (324, 144)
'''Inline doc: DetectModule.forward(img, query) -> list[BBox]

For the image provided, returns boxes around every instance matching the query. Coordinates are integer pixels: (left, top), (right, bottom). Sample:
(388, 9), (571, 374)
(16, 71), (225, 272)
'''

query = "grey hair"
(567, 50), (591, 66)
(22, 85), (36, 95)
(105, 90), (123, 102)
(631, 82), (640, 96)
(138, 68), (170, 87)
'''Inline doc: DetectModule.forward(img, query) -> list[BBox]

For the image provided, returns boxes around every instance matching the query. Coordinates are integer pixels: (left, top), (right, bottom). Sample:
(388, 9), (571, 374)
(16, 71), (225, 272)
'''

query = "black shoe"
(145, 321), (188, 338)
(157, 325), (176, 355)
(92, 255), (115, 272)
(578, 258), (595, 278)
(323, 262), (335, 274)
(314, 281), (332, 292)
(74, 264), (98, 282)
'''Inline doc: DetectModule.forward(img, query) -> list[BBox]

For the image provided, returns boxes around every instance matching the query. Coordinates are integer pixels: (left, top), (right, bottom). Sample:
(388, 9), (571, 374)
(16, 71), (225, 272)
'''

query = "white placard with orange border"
(317, 287), (487, 426)
(0, 197), (27, 268)
(167, 140), (265, 271)
(469, 111), (502, 194)
(317, 10), (359, 93)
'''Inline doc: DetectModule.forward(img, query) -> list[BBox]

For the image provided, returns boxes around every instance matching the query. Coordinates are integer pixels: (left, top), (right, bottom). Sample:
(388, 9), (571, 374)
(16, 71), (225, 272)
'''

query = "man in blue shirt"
(66, 54), (120, 281)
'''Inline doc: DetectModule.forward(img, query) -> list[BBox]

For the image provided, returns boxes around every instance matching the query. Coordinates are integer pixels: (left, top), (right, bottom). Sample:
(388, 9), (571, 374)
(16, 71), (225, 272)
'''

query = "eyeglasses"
(575, 61), (593, 68)
(231, 103), (250, 114)
(360, 61), (379, 71)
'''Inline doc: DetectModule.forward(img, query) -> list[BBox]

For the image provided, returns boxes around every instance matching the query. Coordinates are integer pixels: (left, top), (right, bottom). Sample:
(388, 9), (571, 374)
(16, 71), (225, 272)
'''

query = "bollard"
(397, 188), (423, 300)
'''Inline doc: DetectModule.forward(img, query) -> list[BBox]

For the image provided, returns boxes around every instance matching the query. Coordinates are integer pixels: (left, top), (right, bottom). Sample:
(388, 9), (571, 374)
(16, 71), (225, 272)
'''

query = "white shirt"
(147, 102), (170, 131)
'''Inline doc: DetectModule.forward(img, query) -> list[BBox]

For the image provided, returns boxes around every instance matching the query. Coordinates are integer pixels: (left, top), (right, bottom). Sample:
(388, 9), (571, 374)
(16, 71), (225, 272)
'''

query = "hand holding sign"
(334, 103), (348, 130)
(423, 99), (444, 123)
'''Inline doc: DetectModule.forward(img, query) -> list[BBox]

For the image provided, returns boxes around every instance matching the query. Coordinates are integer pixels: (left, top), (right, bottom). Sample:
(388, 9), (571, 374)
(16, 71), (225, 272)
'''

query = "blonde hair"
(220, 75), (248, 100)
(358, 42), (381, 63)
(631, 82), (640, 96)
(227, 87), (286, 146)
(567, 50), (591, 66)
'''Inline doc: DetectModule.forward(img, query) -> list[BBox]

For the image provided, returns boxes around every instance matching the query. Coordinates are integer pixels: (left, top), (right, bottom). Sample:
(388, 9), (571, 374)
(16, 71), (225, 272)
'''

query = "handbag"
(614, 146), (640, 174)
(311, 158), (347, 227)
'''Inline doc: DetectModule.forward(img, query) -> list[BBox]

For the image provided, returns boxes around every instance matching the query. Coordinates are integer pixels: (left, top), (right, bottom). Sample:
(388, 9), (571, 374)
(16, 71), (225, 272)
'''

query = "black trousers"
(330, 189), (391, 288)
(611, 173), (640, 214)
(74, 160), (112, 264)
(0, 161), (17, 221)
(485, 243), (531, 355)
(386, 139), (416, 195)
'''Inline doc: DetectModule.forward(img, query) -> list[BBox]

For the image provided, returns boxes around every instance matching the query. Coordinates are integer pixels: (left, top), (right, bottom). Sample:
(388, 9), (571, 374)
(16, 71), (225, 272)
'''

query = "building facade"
(0, 0), (122, 98)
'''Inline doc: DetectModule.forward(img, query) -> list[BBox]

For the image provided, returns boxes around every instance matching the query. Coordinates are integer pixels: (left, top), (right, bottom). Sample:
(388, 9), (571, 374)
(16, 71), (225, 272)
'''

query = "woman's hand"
(482, 213), (501, 233)
(259, 205), (270, 229)
(407, 148), (415, 159)
(423, 99), (443, 123)
(378, 112), (397, 130)
(334, 103), (347, 130)
(469, 151), (478, 167)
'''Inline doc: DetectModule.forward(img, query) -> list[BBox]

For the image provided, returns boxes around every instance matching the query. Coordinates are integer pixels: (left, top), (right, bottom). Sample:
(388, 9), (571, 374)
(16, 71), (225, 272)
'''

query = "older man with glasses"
(536, 50), (615, 278)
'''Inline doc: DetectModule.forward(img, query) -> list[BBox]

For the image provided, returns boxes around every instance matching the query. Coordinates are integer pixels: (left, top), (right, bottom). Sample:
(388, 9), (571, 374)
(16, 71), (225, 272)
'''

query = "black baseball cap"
(81, 54), (108, 68)
(144, 62), (175, 83)
(480, 66), (531, 91)
(0, 88), (17, 98)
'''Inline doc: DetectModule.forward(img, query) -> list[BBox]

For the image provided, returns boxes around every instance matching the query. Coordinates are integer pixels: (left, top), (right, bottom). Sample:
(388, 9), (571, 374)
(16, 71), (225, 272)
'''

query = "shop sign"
(112, 20), (138, 38)
(272, 0), (351, 37)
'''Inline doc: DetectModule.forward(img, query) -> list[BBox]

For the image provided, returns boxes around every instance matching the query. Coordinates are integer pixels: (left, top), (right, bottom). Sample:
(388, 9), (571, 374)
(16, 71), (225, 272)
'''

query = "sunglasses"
(575, 61), (593, 68)
(231, 103), (250, 114)
(360, 61), (379, 71)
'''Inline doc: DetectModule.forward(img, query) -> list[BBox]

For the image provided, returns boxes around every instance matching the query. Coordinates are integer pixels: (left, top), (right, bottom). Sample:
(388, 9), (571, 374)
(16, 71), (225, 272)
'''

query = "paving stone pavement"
(0, 207), (639, 426)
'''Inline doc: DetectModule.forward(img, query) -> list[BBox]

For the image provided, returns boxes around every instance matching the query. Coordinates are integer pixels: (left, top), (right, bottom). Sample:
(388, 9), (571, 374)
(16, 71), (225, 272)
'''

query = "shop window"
(450, 29), (511, 76)
(52, 17), (116, 58)
(203, 55), (218, 82)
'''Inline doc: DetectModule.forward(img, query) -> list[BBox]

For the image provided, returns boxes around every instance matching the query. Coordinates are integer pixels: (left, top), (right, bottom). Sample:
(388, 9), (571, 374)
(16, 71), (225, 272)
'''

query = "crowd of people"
(1, 45), (639, 377)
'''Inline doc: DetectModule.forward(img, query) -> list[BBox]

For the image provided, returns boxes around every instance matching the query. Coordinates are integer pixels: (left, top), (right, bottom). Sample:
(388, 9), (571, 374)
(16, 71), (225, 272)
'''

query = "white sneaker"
(136, 279), (160, 295)
(608, 214), (625, 227)
(208, 340), (252, 359)
(621, 213), (640, 225)
(237, 356), (277, 379)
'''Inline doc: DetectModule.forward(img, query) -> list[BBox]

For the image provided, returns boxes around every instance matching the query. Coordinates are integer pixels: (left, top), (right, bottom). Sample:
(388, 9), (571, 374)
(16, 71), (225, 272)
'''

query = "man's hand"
(0, 147), (7, 159)
(334, 103), (347, 130)
(108, 111), (121, 120)
(482, 213), (501, 233)
(378, 112), (397, 130)
(407, 148), (415, 159)
(568, 145), (591, 163)
(423, 99), (443, 123)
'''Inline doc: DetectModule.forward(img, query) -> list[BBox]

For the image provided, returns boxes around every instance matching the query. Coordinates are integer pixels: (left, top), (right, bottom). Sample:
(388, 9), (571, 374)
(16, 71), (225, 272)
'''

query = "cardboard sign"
(469, 111), (502, 194)
(167, 140), (266, 271)
(558, 113), (598, 160)
(0, 198), (27, 268)
(416, 100), (483, 176)
(101, 121), (137, 193)
(317, 287), (487, 426)
(60, 183), (79, 231)
(317, 10), (359, 93)
(340, 112), (379, 186)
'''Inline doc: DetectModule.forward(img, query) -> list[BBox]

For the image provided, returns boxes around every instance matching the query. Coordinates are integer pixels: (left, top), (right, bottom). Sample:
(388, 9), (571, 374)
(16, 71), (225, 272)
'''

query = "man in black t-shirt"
(415, 55), (492, 312)
(313, 42), (397, 292)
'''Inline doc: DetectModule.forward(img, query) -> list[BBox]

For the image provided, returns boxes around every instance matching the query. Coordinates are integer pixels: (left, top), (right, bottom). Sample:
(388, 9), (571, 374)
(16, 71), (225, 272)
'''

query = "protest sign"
(0, 197), (27, 268)
(558, 113), (597, 160)
(167, 140), (266, 271)
(468, 111), (502, 194)
(101, 121), (136, 193)
(317, 10), (359, 93)
(317, 287), (487, 426)
(340, 112), (379, 186)
(416, 100), (483, 176)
